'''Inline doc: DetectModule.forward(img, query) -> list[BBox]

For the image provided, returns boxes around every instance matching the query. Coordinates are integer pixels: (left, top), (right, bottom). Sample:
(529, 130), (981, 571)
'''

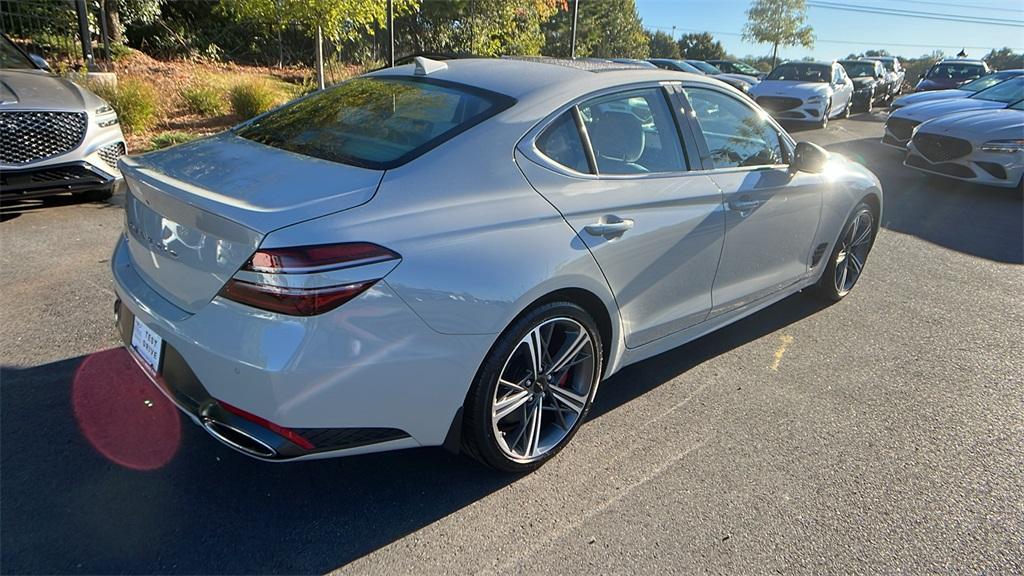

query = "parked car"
(892, 69), (1024, 110)
(861, 56), (905, 97)
(0, 34), (125, 202)
(649, 58), (754, 92)
(882, 76), (1023, 149)
(913, 59), (990, 92)
(112, 57), (882, 472)
(706, 59), (766, 80)
(905, 102), (1024, 189)
(838, 59), (888, 111)
(685, 59), (759, 90)
(749, 61), (854, 127)
(609, 58), (658, 68)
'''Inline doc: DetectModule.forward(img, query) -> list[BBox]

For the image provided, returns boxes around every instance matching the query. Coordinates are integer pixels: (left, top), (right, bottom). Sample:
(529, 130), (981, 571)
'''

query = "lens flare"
(72, 348), (181, 470)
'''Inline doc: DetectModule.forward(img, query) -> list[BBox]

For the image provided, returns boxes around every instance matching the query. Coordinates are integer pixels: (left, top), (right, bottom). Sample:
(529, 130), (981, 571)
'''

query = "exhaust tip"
(202, 418), (278, 458)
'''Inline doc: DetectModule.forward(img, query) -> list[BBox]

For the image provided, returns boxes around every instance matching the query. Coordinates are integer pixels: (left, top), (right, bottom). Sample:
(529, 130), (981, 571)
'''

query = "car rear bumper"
(110, 236), (494, 461)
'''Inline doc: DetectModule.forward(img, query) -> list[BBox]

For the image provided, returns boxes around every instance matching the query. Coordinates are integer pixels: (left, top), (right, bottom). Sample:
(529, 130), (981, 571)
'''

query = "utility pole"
(671, 25), (676, 40)
(74, 0), (95, 71)
(570, 0), (579, 59)
(315, 25), (325, 90)
(387, 0), (394, 67)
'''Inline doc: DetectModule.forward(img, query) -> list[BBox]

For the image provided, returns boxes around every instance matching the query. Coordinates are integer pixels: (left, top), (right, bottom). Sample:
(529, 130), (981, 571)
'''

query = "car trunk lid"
(120, 133), (383, 313)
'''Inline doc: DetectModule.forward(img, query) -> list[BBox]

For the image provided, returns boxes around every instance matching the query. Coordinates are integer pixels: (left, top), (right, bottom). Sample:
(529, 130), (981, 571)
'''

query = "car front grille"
(756, 96), (803, 112)
(913, 133), (972, 163)
(98, 141), (126, 168)
(0, 164), (109, 197)
(886, 117), (920, 141)
(906, 154), (976, 179)
(0, 111), (88, 165)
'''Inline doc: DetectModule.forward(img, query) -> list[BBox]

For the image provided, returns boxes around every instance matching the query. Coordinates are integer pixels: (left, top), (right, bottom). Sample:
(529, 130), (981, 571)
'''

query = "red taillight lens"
(220, 279), (376, 316)
(219, 400), (315, 450)
(245, 242), (399, 274)
(220, 242), (400, 316)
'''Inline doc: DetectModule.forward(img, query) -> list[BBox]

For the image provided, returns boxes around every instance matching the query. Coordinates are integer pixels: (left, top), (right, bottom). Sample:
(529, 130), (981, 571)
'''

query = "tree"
(742, 0), (814, 69)
(677, 32), (726, 60)
(647, 30), (680, 59)
(102, 0), (162, 44)
(396, 0), (559, 57)
(223, 0), (418, 45)
(983, 47), (1024, 71)
(543, 0), (648, 59)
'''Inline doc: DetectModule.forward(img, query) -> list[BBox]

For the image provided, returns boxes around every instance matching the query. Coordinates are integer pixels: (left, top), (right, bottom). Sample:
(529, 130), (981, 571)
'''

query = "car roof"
(862, 56), (897, 61)
(366, 57), (705, 100)
(937, 59), (986, 64)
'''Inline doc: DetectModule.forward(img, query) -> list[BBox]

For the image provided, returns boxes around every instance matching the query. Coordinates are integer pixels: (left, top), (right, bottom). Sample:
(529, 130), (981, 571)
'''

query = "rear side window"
(236, 77), (514, 169)
(536, 112), (591, 174)
(578, 88), (687, 175)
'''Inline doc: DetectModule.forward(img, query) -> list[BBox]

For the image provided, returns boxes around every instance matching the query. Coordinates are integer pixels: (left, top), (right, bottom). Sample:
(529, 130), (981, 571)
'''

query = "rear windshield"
(236, 77), (514, 169)
(841, 62), (878, 78)
(766, 63), (830, 82)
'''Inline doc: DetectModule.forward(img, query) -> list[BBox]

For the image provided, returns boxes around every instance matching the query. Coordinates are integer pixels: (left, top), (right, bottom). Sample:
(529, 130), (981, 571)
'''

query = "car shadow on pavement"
(0, 193), (123, 223)
(1, 292), (830, 575)
(824, 137), (1023, 264)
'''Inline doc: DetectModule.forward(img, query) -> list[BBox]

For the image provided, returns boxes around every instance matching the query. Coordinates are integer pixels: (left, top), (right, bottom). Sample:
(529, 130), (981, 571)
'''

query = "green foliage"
(180, 84), (227, 117)
(543, 0), (648, 59)
(678, 32), (727, 61)
(222, 0), (419, 44)
(148, 131), (198, 151)
(742, 0), (814, 67)
(89, 78), (160, 134)
(229, 79), (285, 119)
(984, 47), (1024, 71)
(647, 30), (680, 59)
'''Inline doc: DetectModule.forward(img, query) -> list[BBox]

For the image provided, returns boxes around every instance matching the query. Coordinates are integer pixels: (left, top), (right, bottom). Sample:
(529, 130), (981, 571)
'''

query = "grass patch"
(90, 78), (160, 134)
(147, 131), (198, 151)
(228, 78), (285, 120)
(180, 83), (226, 116)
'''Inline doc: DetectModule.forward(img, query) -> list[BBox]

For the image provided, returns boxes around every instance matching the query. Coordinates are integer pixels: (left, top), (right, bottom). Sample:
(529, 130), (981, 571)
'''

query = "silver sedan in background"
(0, 34), (125, 202)
(112, 57), (882, 472)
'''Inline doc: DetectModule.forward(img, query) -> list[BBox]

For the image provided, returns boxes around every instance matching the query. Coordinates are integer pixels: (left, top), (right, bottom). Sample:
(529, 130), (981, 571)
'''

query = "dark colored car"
(706, 59), (766, 80)
(838, 59), (888, 111)
(648, 59), (754, 93)
(915, 59), (991, 92)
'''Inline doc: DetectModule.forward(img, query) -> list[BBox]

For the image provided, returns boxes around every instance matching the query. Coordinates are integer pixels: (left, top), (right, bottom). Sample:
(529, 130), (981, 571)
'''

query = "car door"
(515, 83), (725, 348)
(832, 64), (854, 113)
(680, 85), (823, 317)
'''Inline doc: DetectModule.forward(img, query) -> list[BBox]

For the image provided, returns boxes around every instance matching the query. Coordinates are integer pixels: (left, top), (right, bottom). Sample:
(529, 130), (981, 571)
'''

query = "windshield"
(730, 61), (761, 76)
(688, 61), (722, 74)
(0, 37), (36, 70)
(961, 72), (1018, 93)
(926, 62), (986, 81)
(236, 77), (513, 169)
(969, 77), (1024, 103)
(766, 63), (830, 82)
(841, 62), (878, 77)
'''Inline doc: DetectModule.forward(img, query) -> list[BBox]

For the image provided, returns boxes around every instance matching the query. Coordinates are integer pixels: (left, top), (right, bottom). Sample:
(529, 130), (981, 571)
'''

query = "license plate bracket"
(131, 316), (163, 373)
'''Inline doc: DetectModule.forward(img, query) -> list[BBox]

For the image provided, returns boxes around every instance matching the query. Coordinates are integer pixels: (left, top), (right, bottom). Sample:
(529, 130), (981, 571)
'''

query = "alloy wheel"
(490, 317), (596, 462)
(834, 208), (874, 296)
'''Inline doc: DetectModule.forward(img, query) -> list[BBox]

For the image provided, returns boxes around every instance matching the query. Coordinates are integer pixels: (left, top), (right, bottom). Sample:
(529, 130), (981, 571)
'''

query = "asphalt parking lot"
(2, 110), (1022, 574)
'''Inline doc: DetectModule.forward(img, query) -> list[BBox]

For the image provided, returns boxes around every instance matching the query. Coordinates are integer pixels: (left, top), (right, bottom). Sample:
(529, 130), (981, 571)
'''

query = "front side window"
(578, 88), (687, 175)
(236, 77), (513, 169)
(536, 112), (591, 174)
(684, 87), (784, 169)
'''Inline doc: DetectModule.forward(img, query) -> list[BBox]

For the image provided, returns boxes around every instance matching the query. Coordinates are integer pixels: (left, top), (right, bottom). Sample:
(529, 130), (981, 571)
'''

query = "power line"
(645, 25), (1019, 53)
(884, 0), (1021, 11)
(806, 1), (1024, 27)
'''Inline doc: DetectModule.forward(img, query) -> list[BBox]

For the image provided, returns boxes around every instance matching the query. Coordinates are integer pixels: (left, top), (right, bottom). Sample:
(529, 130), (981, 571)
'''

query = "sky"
(635, 0), (1024, 61)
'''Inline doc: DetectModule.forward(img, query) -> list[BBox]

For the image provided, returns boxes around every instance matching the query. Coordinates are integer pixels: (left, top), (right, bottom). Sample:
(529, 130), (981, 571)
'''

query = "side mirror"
(29, 54), (50, 71)
(789, 141), (829, 174)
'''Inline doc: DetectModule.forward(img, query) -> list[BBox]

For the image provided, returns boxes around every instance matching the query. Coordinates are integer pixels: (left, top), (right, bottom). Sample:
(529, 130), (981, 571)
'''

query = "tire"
(813, 201), (877, 302)
(841, 99), (851, 119)
(864, 92), (874, 113)
(75, 186), (113, 203)
(818, 100), (831, 129)
(461, 301), (603, 473)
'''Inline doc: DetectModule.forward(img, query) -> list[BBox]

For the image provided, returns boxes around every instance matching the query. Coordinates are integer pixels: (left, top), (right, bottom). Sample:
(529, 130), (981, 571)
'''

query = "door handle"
(727, 199), (761, 212)
(584, 216), (634, 237)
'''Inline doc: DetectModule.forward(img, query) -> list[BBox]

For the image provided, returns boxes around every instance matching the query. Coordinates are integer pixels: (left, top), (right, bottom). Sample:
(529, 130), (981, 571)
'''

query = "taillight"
(219, 242), (400, 316)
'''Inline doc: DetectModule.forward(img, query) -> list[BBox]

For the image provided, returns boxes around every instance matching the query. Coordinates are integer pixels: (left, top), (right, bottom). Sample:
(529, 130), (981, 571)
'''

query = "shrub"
(148, 131), (198, 151)
(180, 84), (226, 116)
(228, 79), (283, 120)
(90, 78), (159, 134)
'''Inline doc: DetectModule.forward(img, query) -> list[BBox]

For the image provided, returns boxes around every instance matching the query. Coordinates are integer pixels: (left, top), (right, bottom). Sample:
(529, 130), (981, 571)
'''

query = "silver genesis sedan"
(112, 57), (883, 472)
